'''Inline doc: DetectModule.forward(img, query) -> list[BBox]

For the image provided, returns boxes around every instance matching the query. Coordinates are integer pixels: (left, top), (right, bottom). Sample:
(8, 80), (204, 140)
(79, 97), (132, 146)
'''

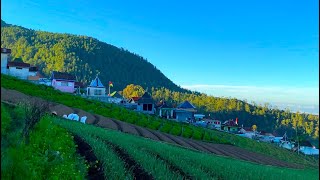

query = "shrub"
(160, 123), (172, 133)
(170, 125), (182, 136)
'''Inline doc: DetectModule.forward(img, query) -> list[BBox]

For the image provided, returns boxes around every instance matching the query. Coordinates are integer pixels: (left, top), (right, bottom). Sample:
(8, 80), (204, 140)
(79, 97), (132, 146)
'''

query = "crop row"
(52, 117), (319, 180)
(1, 74), (317, 168)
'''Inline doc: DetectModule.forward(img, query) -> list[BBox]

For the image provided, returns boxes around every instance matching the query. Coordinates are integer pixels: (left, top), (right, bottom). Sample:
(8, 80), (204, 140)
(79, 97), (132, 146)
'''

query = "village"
(1, 47), (319, 156)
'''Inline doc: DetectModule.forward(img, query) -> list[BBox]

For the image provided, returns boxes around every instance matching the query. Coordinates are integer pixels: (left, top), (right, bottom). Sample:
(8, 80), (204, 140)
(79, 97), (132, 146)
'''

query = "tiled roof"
(177, 101), (196, 109)
(51, 71), (76, 81)
(1, 48), (11, 54)
(7, 61), (30, 68)
(89, 76), (105, 88)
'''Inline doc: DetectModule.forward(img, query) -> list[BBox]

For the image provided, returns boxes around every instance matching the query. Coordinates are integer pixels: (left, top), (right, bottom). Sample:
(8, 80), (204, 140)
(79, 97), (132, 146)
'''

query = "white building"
(87, 76), (106, 96)
(1, 48), (11, 74)
(7, 61), (32, 79)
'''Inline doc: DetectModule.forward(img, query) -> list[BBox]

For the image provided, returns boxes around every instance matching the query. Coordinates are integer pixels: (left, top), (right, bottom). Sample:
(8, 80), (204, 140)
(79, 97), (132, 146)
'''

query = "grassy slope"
(52, 117), (319, 180)
(1, 103), (87, 179)
(1, 74), (318, 168)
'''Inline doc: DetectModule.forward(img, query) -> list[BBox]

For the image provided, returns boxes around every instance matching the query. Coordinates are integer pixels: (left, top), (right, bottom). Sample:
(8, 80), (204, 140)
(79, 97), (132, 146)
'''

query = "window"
(16, 67), (22, 69)
(61, 82), (68, 86)
(143, 104), (148, 111)
(94, 89), (102, 95)
(147, 104), (153, 111)
(68, 82), (73, 86)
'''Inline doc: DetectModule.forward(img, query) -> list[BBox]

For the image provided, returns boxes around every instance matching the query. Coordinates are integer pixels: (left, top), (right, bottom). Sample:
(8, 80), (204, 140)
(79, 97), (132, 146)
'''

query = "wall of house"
(1, 53), (8, 74)
(137, 103), (154, 114)
(52, 79), (75, 93)
(87, 87), (106, 96)
(28, 71), (37, 77)
(176, 111), (193, 122)
(8, 67), (29, 79)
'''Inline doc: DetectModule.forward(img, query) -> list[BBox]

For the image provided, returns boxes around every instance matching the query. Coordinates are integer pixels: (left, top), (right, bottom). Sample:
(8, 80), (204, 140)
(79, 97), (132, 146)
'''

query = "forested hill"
(0, 20), (188, 92)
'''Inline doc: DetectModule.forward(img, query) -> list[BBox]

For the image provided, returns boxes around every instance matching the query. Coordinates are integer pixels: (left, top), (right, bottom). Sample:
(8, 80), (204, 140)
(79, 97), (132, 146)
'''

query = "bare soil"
(73, 135), (105, 180)
(1, 87), (304, 169)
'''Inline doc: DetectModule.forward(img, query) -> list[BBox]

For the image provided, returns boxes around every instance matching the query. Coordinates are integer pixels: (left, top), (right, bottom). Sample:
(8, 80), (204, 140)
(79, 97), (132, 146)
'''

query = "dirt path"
(1, 87), (304, 169)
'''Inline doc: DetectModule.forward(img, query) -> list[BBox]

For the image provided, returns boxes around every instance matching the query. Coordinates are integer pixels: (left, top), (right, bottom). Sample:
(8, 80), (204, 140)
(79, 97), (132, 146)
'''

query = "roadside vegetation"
(1, 103), (87, 179)
(1, 74), (318, 168)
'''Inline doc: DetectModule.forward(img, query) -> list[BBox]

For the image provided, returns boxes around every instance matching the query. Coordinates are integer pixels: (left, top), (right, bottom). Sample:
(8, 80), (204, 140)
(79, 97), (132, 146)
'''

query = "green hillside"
(1, 20), (187, 92)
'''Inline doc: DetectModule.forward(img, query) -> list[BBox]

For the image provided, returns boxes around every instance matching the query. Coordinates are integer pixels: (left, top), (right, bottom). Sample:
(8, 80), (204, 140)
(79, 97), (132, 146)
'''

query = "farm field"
(1, 74), (319, 169)
(2, 102), (318, 179)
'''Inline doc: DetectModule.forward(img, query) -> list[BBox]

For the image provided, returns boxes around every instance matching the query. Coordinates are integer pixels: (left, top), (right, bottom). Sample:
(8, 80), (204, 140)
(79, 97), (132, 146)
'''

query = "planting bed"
(1, 87), (306, 169)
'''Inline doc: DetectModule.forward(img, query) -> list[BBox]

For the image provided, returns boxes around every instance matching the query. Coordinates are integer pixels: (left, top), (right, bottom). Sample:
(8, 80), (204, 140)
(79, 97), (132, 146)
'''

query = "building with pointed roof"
(174, 100), (197, 123)
(87, 76), (106, 96)
(132, 92), (155, 114)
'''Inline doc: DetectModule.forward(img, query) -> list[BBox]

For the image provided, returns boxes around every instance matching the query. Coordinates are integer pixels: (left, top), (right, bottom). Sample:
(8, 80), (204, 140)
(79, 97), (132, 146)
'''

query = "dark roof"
(1, 48), (11, 54)
(300, 141), (313, 147)
(75, 82), (84, 88)
(156, 100), (172, 108)
(89, 76), (105, 88)
(7, 61), (30, 68)
(222, 120), (238, 127)
(137, 92), (154, 104)
(51, 71), (76, 81)
(177, 101), (196, 109)
(29, 66), (38, 72)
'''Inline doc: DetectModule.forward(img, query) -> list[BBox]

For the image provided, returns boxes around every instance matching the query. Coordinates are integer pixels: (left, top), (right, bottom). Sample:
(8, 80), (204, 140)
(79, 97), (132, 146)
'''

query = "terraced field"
(0, 87), (308, 169)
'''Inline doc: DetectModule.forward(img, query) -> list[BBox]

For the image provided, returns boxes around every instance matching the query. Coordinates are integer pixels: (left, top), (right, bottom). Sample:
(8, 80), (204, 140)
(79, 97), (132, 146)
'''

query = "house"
(1, 48), (11, 74)
(51, 71), (76, 93)
(194, 114), (205, 121)
(205, 119), (222, 130)
(87, 76), (106, 96)
(174, 101), (197, 123)
(221, 119), (240, 133)
(157, 100), (174, 119)
(7, 61), (32, 79)
(135, 92), (155, 114)
(129, 97), (140, 103)
(298, 141), (319, 155)
(27, 66), (40, 81)
(238, 127), (256, 139)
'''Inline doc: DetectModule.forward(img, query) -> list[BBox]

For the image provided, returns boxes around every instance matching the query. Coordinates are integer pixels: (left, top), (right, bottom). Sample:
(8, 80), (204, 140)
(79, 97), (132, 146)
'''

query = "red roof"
(131, 97), (140, 101)
(7, 61), (30, 68)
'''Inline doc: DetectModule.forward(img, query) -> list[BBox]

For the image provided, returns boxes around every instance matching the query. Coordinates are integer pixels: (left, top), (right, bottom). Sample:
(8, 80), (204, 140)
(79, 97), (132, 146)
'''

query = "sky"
(1, 0), (319, 114)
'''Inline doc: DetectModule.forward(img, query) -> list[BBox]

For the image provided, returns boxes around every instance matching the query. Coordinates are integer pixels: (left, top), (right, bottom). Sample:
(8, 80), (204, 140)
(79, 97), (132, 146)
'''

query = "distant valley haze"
(1, 0), (318, 114)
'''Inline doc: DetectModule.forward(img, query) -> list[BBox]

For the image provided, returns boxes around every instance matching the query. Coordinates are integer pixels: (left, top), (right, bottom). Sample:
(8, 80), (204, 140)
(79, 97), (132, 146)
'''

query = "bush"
(170, 125), (182, 136)
(182, 126), (193, 138)
(160, 123), (172, 133)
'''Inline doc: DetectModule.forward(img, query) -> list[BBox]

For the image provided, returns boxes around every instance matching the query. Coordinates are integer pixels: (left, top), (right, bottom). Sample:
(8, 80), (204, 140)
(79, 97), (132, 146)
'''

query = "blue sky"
(1, 0), (319, 113)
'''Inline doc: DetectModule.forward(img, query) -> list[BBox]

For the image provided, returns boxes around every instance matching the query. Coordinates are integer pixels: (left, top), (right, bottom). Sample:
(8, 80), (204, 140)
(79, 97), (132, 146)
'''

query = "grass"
(52, 117), (319, 180)
(1, 104), (87, 179)
(1, 74), (318, 168)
